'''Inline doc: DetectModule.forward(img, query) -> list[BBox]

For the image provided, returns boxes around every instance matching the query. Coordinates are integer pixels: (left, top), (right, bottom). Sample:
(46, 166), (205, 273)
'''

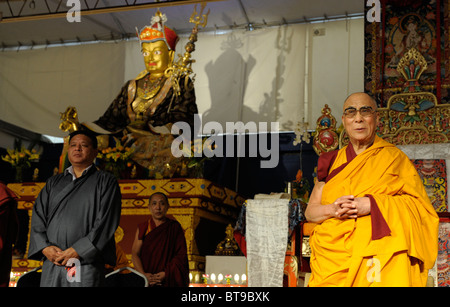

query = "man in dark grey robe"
(28, 130), (122, 286)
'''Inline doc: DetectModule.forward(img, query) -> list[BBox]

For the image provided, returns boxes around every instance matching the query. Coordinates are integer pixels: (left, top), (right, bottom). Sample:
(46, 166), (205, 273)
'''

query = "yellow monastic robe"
(308, 136), (439, 287)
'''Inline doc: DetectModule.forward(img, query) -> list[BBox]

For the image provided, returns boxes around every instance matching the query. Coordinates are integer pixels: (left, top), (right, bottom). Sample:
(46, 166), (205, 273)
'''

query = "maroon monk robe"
(138, 218), (189, 287)
(0, 183), (18, 287)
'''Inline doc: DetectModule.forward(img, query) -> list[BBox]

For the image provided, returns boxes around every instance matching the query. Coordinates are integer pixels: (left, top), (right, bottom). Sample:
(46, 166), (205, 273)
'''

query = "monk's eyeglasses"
(343, 106), (375, 118)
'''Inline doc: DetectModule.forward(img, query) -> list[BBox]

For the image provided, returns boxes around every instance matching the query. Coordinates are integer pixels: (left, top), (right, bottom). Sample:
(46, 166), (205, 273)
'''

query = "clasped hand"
(144, 272), (165, 286)
(42, 246), (79, 266)
(331, 195), (371, 219)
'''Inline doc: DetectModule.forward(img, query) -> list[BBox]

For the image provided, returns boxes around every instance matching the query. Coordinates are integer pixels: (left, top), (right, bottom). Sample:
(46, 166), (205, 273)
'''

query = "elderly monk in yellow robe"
(305, 92), (439, 287)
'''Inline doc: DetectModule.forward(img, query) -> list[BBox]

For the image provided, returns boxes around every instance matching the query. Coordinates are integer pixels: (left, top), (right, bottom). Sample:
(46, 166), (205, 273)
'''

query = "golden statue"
(59, 8), (208, 178)
(59, 106), (80, 133)
(215, 224), (241, 256)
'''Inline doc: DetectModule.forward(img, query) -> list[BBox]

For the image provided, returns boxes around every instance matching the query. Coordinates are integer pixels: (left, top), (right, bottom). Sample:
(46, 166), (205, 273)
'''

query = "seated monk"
(305, 92), (439, 287)
(131, 192), (189, 287)
(65, 11), (197, 178)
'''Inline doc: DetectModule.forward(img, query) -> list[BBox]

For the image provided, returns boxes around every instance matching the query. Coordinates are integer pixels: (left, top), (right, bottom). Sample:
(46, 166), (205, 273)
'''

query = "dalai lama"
(305, 92), (439, 287)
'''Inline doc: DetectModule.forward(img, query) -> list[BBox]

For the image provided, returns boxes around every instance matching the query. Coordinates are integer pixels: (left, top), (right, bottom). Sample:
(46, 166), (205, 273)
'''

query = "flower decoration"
(293, 119), (311, 145)
(292, 169), (311, 202)
(1, 140), (40, 182)
(96, 138), (134, 178)
(202, 273), (209, 285)
(2, 147), (40, 168)
(180, 137), (215, 178)
(225, 274), (232, 285)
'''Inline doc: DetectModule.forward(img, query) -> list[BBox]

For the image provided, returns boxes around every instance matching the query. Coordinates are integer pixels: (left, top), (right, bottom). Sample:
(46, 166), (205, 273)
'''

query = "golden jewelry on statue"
(133, 97), (152, 115)
(133, 74), (167, 122)
(136, 75), (164, 100)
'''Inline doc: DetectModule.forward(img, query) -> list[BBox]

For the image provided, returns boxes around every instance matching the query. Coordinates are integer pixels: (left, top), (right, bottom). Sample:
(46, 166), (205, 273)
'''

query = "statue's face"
(141, 41), (173, 76)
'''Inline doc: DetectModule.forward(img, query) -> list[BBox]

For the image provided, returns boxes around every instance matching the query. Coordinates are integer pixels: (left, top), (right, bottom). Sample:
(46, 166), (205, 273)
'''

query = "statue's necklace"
(137, 75), (164, 100)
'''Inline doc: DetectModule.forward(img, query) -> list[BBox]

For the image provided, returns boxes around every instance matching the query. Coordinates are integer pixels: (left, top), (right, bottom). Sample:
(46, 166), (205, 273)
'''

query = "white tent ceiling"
(0, 0), (364, 49)
(0, 0), (366, 144)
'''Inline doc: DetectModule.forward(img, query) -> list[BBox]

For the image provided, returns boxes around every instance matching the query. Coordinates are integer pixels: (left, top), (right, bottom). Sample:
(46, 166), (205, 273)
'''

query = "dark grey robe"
(28, 166), (122, 287)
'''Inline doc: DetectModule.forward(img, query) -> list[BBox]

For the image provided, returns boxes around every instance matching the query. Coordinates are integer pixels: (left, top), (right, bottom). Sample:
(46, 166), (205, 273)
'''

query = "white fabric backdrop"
(0, 18), (364, 138)
(0, 43), (125, 137)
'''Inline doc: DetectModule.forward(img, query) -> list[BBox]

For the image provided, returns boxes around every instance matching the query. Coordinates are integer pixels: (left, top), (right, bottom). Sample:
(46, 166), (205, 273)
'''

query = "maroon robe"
(138, 218), (189, 287)
(0, 183), (18, 287)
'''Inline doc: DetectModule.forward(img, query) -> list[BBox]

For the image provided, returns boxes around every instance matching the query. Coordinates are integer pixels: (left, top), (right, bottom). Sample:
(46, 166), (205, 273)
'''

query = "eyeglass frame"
(343, 106), (376, 118)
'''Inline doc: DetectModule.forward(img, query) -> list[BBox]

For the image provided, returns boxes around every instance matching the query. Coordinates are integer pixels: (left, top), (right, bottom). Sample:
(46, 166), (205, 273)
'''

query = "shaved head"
(343, 92), (377, 112)
(341, 92), (379, 153)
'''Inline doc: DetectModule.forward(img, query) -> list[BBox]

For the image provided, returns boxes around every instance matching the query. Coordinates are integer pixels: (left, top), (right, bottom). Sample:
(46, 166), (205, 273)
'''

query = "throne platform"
(7, 178), (246, 277)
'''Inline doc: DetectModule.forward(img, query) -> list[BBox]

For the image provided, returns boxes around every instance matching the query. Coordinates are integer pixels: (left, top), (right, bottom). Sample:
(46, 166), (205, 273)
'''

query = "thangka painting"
(365, 0), (450, 107)
(411, 159), (448, 212)
(438, 220), (450, 287)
